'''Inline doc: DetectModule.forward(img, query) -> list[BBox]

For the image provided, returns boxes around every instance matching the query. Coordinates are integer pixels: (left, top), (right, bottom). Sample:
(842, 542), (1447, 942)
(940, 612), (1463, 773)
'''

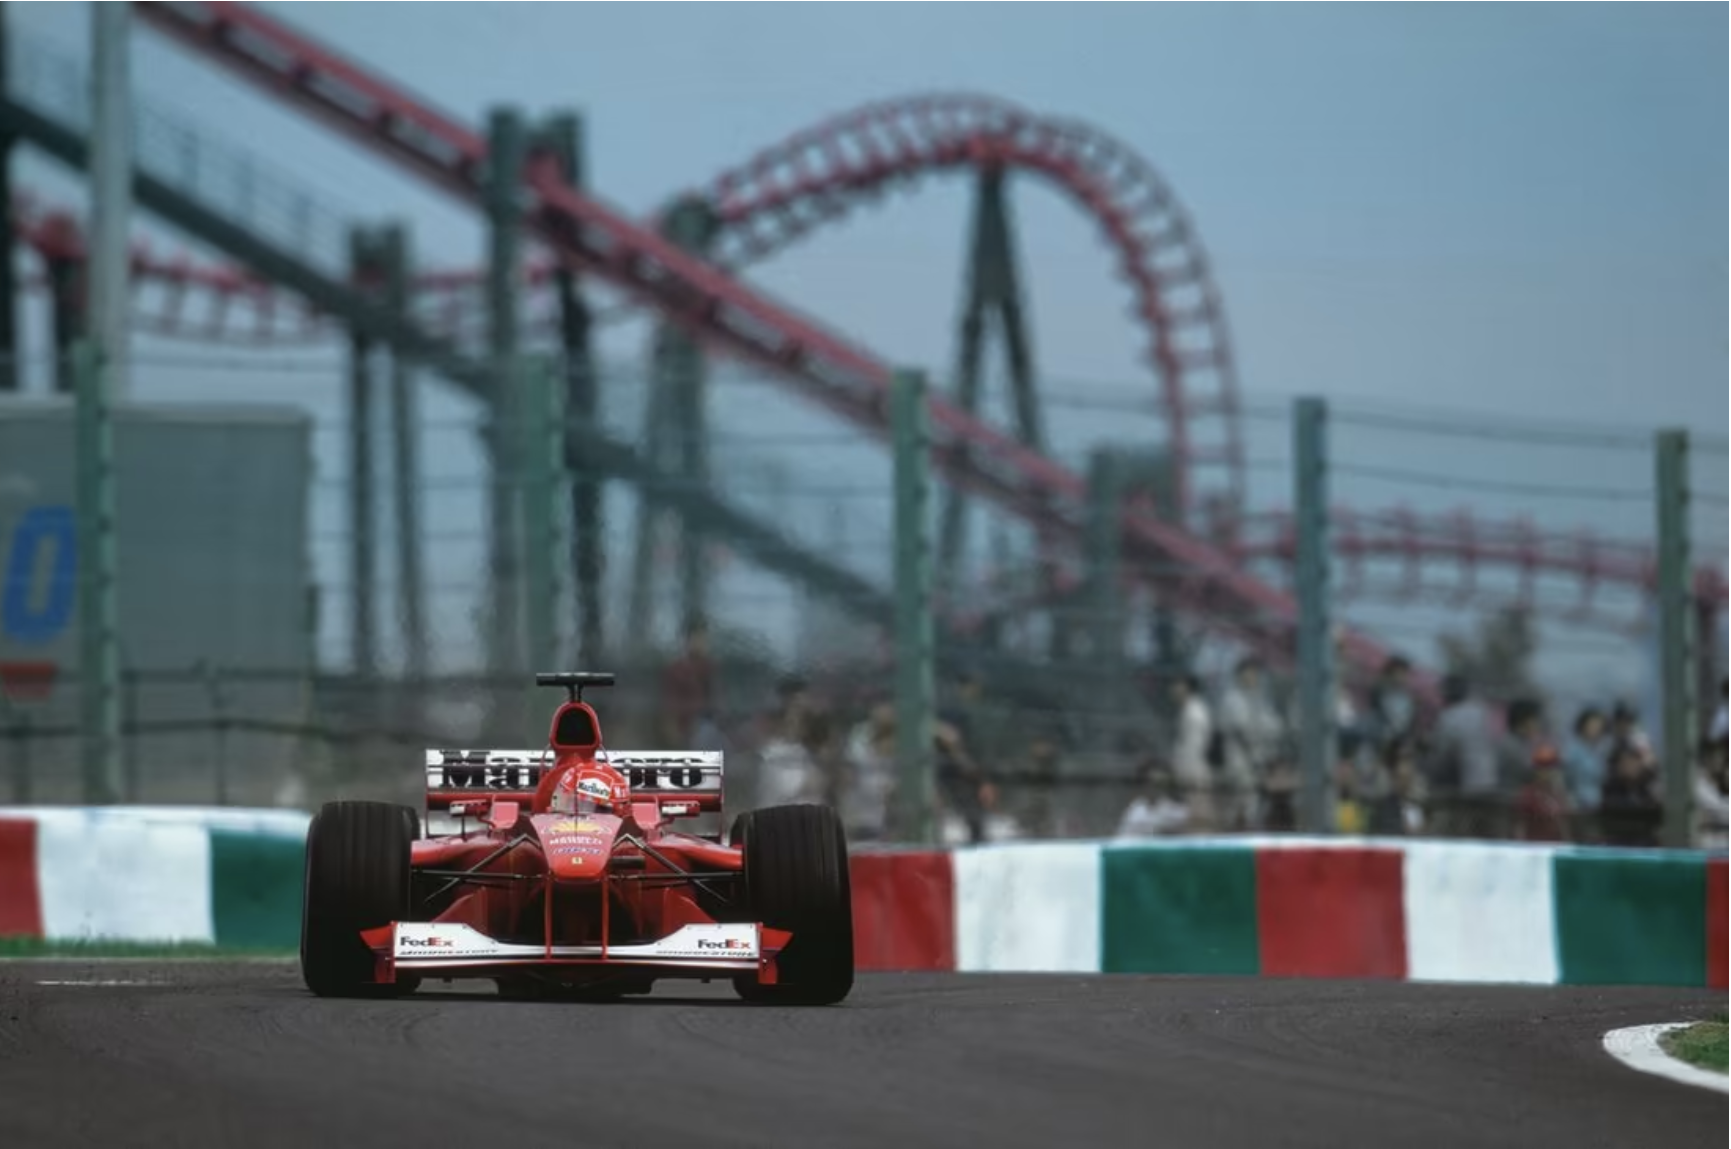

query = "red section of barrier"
(1255, 847), (1407, 979)
(1707, 859), (1727, 990)
(850, 850), (955, 971)
(0, 818), (44, 938)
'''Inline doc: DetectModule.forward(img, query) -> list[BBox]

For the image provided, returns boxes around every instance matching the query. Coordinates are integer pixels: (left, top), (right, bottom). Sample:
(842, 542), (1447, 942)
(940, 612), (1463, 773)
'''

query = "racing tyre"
(300, 799), (418, 998)
(732, 804), (854, 1006)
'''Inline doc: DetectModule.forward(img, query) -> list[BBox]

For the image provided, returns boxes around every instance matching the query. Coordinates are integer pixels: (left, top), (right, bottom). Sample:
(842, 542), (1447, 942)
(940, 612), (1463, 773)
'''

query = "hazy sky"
(5, 2), (1725, 699)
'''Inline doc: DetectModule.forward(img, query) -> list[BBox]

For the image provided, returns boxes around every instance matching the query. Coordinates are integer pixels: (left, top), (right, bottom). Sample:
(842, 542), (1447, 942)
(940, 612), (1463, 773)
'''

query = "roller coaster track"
(130, 0), (1370, 682)
(13, 4), (1717, 672)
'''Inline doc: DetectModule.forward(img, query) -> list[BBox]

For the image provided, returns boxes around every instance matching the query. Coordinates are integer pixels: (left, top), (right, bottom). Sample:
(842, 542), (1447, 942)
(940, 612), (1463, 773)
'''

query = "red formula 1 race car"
(298, 672), (854, 1005)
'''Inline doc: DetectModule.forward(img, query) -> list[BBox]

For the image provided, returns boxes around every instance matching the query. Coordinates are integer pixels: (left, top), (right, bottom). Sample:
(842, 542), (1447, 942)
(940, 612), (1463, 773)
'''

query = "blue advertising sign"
(1, 505), (77, 645)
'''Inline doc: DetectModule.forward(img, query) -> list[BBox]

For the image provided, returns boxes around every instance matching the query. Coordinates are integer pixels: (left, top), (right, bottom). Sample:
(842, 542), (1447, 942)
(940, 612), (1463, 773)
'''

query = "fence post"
(72, 339), (124, 805)
(1293, 396), (1335, 835)
(891, 367), (936, 845)
(1654, 428), (1695, 848)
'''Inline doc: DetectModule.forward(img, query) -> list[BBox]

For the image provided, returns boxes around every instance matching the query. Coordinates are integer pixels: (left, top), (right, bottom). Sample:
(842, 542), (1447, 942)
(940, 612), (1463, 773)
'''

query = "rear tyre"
(300, 799), (418, 998)
(731, 804), (854, 1006)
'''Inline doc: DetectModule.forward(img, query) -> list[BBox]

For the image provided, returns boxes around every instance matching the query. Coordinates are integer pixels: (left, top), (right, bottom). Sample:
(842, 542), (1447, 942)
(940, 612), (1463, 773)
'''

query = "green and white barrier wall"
(0, 807), (310, 950)
(2, 809), (1724, 987)
(852, 838), (1728, 987)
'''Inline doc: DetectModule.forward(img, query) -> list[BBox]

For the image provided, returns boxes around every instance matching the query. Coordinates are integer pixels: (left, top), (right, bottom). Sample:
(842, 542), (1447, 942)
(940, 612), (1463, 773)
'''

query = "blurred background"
(0, 2), (1724, 849)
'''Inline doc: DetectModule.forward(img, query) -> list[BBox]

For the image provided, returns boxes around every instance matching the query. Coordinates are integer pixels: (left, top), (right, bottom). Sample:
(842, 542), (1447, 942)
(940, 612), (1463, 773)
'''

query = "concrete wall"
(0, 397), (314, 804)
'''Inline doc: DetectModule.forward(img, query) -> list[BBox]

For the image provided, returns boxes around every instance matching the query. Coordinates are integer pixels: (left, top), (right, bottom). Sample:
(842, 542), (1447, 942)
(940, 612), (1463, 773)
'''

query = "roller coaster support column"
(537, 111), (603, 664)
(345, 228), (379, 686)
(939, 165), (1042, 609)
(1293, 397), (1335, 835)
(378, 224), (427, 682)
(522, 352), (564, 719)
(629, 195), (718, 647)
(892, 368), (936, 845)
(0, 7), (16, 392)
(485, 107), (527, 691)
(1654, 428), (1696, 849)
(1084, 448), (1129, 750)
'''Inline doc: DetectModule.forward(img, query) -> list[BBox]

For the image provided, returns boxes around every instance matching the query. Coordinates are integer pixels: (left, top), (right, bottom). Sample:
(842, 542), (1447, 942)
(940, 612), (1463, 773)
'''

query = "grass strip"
(1660, 1016), (1728, 1075)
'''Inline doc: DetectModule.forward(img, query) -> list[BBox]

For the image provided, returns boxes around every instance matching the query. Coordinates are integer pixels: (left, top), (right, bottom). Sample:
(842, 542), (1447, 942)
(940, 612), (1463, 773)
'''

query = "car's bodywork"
(300, 673), (854, 1004)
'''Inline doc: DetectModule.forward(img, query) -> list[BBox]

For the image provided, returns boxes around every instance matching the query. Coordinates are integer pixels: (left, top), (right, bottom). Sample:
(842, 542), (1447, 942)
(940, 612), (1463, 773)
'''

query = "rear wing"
(424, 749), (725, 816)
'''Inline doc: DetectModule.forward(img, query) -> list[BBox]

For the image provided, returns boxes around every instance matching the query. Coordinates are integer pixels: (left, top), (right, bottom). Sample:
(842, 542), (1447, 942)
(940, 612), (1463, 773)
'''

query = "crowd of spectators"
(1115, 658), (1728, 850)
(651, 621), (1728, 851)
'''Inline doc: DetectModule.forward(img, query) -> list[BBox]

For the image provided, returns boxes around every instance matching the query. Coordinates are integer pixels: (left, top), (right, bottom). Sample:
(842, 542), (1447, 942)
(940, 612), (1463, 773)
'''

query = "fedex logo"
(401, 936), (454, 949)
(696, 938), (749, 951)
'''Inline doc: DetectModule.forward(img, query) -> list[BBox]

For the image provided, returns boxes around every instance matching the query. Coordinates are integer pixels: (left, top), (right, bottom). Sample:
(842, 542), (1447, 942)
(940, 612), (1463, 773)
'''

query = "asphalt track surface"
(0, 963), (1722, 1149)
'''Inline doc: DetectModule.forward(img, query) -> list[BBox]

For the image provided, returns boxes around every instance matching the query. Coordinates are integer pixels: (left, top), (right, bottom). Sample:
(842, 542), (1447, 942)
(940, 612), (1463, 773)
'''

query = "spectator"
(1116, 761), (1190, 838)
(1333, 758), (1367, 834)
(1423, 674), (1507, 839)
(755, 674), (824, 809)
(1598, 741), (1663, 848)
(1515, 745), (1572, 842)
(1695, 734), (1728, 850)
(1560, 706), (1607, 839)
(1711, 679), (1728, 745)
(1216, 657), (1284, 831)
(1167, 673), (1215, 829)
(1259, 760), (1299, 832)
(660, 618), (713, 746)
(1366, 655), (1419, 751)
(1364, 736), (1424, 837)
(934, 715), (996, 844)
(841, 699), (897, 842)
(1018, 730), (1064, 839)
(934, 673), (997, 844)
(1607, 701), (1654, 766)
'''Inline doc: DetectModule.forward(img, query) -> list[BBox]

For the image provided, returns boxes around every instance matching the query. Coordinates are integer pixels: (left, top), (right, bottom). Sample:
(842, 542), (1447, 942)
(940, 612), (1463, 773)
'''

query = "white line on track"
(35, 979), (162, 987)
(0, 956), (297, 965)
(1602, 1023), (1729, 1093)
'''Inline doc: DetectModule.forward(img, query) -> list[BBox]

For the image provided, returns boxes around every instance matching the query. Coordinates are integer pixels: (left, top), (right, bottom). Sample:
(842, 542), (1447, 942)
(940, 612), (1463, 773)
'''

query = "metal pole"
(78, 1), (129, 805)
(0, 5), (17, 393)
(891, 368), (936, 844)
(1293, 396), (1334, 835)
(522, 353), (562, 681)
(663, 198), (714, 632)
(89, 3), (131, 400)
(540, 111), (604, 665)
(1655, 428), (1695, 848)
(346, 229), (378, 683)
(381, 224), (427, 677)
(485, 107), (527, 697)
(73, 340), (123, 804)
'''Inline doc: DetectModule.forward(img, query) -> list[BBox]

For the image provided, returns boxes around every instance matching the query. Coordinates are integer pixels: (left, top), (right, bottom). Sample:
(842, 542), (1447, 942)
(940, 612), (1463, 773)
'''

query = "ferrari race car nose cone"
(538, 815), (616, 878)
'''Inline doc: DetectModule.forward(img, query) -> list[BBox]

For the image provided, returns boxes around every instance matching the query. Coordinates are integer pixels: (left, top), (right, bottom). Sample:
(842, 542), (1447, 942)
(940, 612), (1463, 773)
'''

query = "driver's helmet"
(550, 764), (624, 816)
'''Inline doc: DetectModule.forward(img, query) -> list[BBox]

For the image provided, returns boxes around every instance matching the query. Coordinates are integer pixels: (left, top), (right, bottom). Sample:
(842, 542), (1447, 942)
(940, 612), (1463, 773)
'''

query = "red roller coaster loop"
(690, 92), (1243, 532)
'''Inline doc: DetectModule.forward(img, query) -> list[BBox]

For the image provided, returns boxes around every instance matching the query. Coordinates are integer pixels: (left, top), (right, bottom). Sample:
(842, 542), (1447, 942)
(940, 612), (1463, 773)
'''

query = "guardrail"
(1, 811), (1721, 987)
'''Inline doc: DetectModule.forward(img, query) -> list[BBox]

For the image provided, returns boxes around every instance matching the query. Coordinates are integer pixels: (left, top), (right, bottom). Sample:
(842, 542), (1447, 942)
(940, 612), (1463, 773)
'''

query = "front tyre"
(732, 804), (854, 1006)
(300, 800), (418, 998)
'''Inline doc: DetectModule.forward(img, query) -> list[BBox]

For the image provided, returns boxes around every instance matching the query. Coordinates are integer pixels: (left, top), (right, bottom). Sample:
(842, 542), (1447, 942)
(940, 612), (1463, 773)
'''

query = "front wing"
(359, 920), (793, 985)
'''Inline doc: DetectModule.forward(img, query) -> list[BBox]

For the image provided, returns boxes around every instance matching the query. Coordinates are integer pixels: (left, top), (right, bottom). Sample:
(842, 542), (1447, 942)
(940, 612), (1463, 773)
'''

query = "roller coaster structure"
(0, 1), (1720, 697)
